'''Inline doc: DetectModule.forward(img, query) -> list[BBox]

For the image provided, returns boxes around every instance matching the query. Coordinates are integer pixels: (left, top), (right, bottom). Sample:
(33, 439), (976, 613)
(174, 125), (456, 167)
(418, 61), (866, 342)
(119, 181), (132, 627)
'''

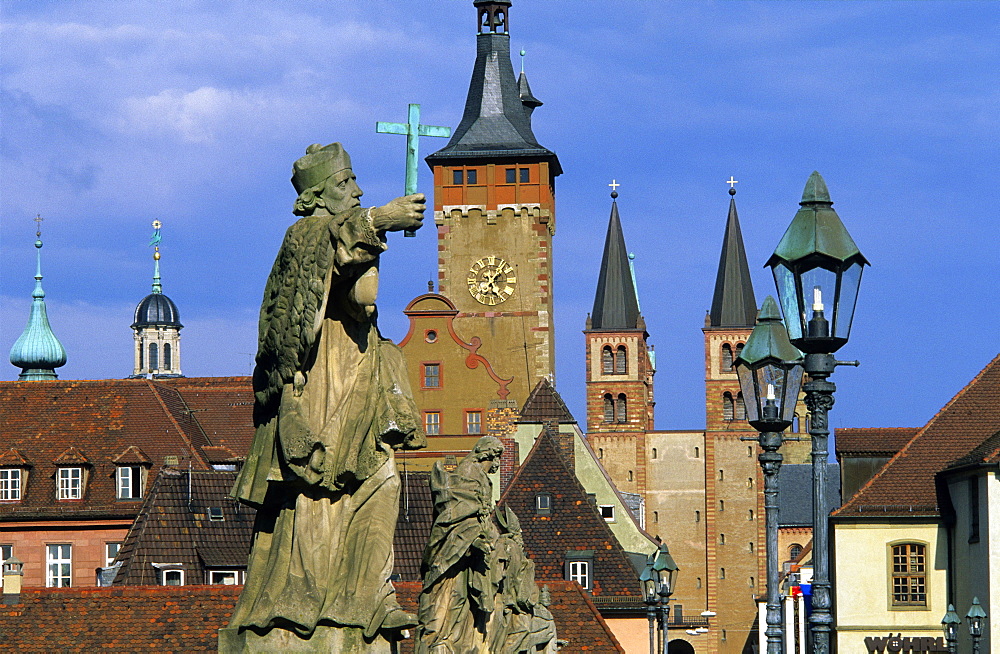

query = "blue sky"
(2, 1), (997, 433)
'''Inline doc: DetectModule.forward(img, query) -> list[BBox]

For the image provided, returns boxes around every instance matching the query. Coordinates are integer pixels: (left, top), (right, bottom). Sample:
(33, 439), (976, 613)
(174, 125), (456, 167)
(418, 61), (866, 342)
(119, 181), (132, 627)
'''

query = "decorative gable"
(53, 446), (90, 466)
(0, 447), (32, 467)
(112, 445), (153, 466)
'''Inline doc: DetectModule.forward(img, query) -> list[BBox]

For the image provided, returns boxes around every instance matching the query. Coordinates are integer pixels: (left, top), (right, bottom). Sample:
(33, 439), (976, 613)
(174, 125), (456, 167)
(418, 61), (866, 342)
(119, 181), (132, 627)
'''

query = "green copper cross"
(377, 103), (451, 236)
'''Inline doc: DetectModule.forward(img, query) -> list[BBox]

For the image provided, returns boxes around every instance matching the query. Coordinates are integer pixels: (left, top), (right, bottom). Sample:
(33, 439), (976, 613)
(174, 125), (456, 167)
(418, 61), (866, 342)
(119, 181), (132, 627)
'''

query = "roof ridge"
(835, 352), (1000, 515)
(146, 380), (212, 468)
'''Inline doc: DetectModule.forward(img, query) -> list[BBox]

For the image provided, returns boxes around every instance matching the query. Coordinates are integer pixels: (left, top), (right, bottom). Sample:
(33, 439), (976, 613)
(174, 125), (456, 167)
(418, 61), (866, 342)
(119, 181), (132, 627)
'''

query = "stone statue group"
(217, 143), (558, 653)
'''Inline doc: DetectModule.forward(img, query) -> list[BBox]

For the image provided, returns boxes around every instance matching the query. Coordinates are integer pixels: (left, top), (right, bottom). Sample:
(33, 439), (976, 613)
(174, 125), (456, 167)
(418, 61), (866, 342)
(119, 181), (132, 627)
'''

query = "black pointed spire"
(709, 185), (757, 327)
(591, 192), (640, 330)
(426, 1), (560, 173)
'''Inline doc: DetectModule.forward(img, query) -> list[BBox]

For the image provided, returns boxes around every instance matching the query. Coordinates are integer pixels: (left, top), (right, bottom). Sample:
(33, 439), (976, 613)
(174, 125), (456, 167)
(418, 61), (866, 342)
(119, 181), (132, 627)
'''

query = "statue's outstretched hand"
(371, 194), (425, 233)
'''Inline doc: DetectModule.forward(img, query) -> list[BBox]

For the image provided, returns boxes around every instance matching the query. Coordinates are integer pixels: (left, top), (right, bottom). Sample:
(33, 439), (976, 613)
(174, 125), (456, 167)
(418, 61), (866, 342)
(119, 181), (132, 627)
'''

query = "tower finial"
(726, 176), (739, 196)
(520, 48), (525, 73)
(150, 220), (163, 294)
(609, 179), (620, 199)
(10, 215), (67, 380)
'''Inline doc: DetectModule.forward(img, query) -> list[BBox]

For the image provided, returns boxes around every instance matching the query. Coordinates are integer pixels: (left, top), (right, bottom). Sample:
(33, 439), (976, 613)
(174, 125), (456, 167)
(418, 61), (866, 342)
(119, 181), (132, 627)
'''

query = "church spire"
(426, 1), (560, 173)
(591, 184), (641, 330)
(708, 180), (757, 328)
(9, 215), (67, 380)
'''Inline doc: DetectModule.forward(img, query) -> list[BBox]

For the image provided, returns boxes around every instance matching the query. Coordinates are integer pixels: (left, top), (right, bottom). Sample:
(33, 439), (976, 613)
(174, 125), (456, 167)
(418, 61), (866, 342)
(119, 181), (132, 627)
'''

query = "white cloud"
(122, 86), (256, 143)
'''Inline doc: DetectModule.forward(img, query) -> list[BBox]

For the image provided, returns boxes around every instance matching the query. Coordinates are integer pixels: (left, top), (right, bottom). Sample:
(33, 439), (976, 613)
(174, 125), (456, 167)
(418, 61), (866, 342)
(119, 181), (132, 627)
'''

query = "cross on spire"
(34, 213), (43, 237)
(377, 103), (451, 236)
(726, 176), (739, 189)
(608, 179), (620, 192)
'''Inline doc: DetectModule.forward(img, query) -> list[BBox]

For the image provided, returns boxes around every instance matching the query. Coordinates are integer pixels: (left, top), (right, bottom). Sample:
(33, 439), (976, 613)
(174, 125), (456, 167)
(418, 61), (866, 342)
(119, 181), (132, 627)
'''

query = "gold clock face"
(467, 256), (517, 305)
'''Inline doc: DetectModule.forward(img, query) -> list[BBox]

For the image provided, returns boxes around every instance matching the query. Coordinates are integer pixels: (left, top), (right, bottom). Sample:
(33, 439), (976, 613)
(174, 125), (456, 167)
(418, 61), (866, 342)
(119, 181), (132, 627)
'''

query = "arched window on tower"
(603, 394), (614, 423)
(148, 343), (159, 371)
(736, 392), (746, 420)
(163, 343), (172, 370)
(735, 342), (745, 361)
(615, 345), (627, 374)
(616, 394), (627, 423)
(602, 346), (613, 374)
(721, 343), (733, 371)
(138, 343), (143, 371)
(723, 392), (734, 420)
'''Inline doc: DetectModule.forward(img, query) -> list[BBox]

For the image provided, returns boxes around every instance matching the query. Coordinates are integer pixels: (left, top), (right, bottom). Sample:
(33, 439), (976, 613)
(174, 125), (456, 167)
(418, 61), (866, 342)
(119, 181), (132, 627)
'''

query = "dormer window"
(57, 467), (83, 500)
(535, 493), (552, 515)
(0, 469), (22, 501)
(116, 465), (144, 500)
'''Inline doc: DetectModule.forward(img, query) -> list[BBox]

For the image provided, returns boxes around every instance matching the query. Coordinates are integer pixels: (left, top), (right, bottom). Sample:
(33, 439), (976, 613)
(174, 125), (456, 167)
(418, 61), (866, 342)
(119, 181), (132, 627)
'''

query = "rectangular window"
(0, 469), (21, 501)
(209, 570), (241, 585)
(891, 543), (927, 606)
(519, 168), (530, 183)
(58, 468), (82, 500)
(208, 507), (225, 522)
(105, 543), (121, 568)
(505, 168), (516, 183)
(423, 363), (440, 388)
(46, 544), (72, 587)
(599, 505), (615, 522)
(568, 560), (591, 589)
(161, 569), (184, 586)
(535, 493), (552, 515)
(466, 411), (482, 435)
(116, 466), (143, 500)
(452, 169), (463, 185)
(425, 412), (441, 436)
(466, 169), (477, 184)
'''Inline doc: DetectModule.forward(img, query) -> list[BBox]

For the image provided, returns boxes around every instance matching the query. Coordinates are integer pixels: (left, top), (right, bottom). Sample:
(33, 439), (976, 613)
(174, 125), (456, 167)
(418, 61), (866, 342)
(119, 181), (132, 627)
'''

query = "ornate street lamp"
(765, 171), (868, 653)
(642, 544), (679, 654)
(967, 597), (987, 654)
(941, 604), (961, 654)
(735, 296), (804, 654)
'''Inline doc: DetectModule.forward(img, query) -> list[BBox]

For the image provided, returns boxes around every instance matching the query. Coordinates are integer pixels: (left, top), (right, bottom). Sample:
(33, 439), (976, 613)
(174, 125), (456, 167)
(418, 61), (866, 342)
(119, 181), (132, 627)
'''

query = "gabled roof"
(499, 431), (643, 599)
(0, 448), (31, 467)
(0, 581), (623, 653)
(112, 445), (152, 466)
(425, 12), (560, 172)
(113, 469), (254, 586)
(590, 199), (641, 331)
(520, 378), (577, 424)
(0, 379), (214, 521)
(836, 427), (921, 457)
(708, 192), (757, 328)
(835, 353), (1000, 518)
(945, 428), (1000, 470)
(157, 376), (254, 457)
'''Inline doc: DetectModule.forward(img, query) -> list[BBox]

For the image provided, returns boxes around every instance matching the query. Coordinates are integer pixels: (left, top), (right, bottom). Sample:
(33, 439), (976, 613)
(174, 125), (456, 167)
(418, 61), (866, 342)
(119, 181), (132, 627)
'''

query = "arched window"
(616, 394), (627, 423)
(603, 394), (614, 423)
(719, 499), (725, 511)
(747, 477), (754, 488)
(736, 392), (746, 420)
(138, 343), (143, 370)
(695, 510), (700, 522)
(653, 511), (659, 523)
(748, 509), (754, 521)
(720, 568), (726, 580)
(721, 343), (733, 371)
(749, 576), (755, 588)
(615, 345), (627, 374)
(719, 469), (725, 482)
(148, 343), (158, 371)
(627, 470), (633, 482)
(789, 544), (803, 560)
(651, 448), (657, 460)
(696, 577), (702, 589)
(598, 448), (604, 459)
(720, 533), (726, 545)
(602, 346), (613, 374)
(723, 392), (734, 420)
(735, 343), (744, 362)
(748, 446), (754, 457)
(749, 541), (755, 553)
(163, 343), (172, 370)
(694, 446), (700, 458)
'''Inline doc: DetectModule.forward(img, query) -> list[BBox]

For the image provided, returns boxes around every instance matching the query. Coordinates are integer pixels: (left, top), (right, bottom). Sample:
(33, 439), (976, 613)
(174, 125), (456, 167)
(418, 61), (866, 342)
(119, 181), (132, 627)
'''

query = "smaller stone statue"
(416, 436), (558, 653)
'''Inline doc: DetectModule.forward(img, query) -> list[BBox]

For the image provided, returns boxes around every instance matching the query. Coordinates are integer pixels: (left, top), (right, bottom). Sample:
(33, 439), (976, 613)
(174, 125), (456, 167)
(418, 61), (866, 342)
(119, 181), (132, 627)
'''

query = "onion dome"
(9, 220), (67, 380)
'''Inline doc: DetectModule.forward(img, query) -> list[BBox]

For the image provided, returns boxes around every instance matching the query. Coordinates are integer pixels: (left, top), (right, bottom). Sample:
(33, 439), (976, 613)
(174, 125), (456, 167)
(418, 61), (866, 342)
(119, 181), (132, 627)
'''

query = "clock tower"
(425, 0), (562, 405)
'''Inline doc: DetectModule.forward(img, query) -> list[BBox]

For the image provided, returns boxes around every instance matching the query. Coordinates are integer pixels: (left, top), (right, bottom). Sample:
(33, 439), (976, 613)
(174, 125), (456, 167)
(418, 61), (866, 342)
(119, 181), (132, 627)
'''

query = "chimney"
(2, 556), (23, 604)
(487, 399), (521, 492)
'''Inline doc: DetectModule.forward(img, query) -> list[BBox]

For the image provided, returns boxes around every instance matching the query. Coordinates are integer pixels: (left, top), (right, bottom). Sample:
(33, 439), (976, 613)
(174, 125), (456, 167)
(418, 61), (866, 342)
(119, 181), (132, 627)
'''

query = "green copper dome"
(9, 234), (66, 380)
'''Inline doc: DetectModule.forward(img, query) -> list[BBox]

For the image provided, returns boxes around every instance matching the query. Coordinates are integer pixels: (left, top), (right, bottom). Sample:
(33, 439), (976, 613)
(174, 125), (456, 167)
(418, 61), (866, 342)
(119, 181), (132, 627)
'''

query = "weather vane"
(34, 213), (44, 237)
(150, 220), (162, 248)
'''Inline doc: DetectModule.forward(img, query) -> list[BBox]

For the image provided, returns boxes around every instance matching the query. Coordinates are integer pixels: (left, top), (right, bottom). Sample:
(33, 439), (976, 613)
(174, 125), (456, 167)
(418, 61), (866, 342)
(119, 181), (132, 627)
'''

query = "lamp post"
(941, 604), (960, 654)
(966, 597), (987, 654)
(642, 544), (679, 654)
(734, 296), (805, 654)
(765, 172), (868, 654)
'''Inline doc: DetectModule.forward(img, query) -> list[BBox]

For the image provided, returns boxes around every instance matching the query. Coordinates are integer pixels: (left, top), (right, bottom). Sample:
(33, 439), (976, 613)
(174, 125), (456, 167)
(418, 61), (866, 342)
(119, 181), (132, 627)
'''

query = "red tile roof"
(520, 378), (577, 424)
(113, 470), (254, 586)
(0, 378), (252, 523)
(835, 353), (1000, 518)
(946, 428), (1000, 469)
(0, 581), (623, 652)
(500, 431), (643, 601)
(835, 427), (920, 457)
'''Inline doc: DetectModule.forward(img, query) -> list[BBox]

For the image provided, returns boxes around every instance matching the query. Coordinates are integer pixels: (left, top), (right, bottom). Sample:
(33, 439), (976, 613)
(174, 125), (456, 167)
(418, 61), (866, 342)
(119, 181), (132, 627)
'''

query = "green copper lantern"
(765, 172), (868, 354)
(734, 296), (804, 431)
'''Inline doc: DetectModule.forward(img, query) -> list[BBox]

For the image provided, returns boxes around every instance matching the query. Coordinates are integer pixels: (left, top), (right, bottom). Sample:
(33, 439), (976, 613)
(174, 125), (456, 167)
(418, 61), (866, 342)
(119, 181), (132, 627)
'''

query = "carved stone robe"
(223, 207), (425, 652)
